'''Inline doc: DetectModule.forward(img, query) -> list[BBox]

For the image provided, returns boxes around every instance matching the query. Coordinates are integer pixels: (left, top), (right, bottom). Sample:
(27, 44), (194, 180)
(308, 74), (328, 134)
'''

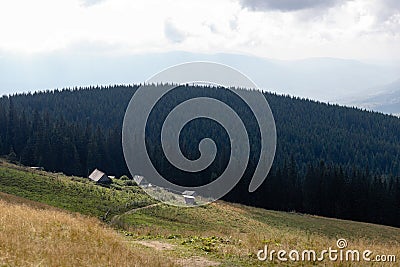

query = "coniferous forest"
(1, 85), (400, 227)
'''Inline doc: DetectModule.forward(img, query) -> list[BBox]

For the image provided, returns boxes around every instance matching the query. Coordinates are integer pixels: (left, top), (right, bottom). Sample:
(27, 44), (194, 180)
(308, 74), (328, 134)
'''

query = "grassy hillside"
(0, 194), (173, 267)
(0, 160), (155, 218)
(1, 161), (400, 266)
(113, 203), (400, 266)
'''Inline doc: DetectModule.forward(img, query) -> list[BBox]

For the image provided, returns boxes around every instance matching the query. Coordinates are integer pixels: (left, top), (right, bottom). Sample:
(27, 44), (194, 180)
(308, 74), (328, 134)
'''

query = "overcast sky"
(0, 0), (399, 61)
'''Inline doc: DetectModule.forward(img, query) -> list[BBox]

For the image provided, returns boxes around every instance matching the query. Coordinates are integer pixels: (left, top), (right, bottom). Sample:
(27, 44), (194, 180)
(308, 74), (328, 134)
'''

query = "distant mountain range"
(1, 51), (399, 103)
(342, 79), (400, 116)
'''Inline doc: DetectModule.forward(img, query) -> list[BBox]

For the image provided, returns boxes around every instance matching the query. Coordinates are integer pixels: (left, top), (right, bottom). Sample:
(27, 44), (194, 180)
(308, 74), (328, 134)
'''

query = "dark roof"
(182, 190), (196, 196)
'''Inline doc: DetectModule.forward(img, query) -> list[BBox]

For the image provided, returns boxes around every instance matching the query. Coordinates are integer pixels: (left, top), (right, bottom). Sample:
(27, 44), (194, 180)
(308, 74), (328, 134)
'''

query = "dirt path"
(176, 256), (220, 267)
(135, 240), (175, 250)
(114, 203), (220, 266)
(135, 240), (220, 266)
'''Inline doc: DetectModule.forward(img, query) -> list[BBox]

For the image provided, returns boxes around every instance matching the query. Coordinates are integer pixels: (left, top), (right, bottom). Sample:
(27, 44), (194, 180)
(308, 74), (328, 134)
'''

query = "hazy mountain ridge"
(343, 79), (400, 116)
(1, 51), (399, 103)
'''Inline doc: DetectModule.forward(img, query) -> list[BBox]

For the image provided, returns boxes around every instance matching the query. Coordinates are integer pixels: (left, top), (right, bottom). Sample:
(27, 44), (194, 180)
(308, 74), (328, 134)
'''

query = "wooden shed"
(183, 195), (195, 205)
(182, 190), (196, 205)
(89, 169), (112, 184)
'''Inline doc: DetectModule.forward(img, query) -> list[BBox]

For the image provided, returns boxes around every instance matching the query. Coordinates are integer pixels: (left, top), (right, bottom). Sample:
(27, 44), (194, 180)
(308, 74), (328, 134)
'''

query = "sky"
(0, 0), (399, 99)
(0, 0), (399, 61)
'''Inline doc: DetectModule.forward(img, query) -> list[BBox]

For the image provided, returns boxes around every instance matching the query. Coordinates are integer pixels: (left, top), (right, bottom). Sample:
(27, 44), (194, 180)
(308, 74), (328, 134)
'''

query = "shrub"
(120, 175), (130, 181)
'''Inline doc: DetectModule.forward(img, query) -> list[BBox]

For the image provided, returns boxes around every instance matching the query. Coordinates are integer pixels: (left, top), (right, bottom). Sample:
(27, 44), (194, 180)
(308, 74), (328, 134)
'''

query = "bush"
(120, 175), (130, 181)
(125, 180), (135, 186)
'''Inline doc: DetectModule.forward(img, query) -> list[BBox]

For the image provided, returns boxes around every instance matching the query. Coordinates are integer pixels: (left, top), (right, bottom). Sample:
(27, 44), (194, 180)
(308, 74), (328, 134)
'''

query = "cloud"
(373, 0), (400, 22)
(382, 0), (400, 9)
(229, 16), (239, 31)
(240, 0), (345, 12)
(164, 19), (186, 43)
(80, 0), (106, 7)
(0, 0), (398, 61)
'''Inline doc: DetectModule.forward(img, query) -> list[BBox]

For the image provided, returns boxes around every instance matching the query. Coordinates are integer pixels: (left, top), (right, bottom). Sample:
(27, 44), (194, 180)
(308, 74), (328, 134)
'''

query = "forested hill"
(1, 85), (400, 227)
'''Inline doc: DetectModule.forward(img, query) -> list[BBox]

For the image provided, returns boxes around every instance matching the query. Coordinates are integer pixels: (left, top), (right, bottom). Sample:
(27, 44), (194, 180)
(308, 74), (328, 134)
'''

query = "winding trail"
(110, 203), (161, 224)
(123, 203), (161, 215)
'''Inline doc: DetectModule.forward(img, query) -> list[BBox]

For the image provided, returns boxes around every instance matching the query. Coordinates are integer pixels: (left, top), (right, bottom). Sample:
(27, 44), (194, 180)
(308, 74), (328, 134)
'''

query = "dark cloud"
(164, 20), (186, 43)
(240, 0), (343, 12)
(374, 0), (400, 22)
(382, 0), (400, 9)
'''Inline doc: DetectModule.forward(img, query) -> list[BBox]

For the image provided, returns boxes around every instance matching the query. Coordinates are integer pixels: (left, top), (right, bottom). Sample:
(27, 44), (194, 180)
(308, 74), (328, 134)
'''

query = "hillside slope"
(0, 193), (172, 267)
(0, 161), (399, 266)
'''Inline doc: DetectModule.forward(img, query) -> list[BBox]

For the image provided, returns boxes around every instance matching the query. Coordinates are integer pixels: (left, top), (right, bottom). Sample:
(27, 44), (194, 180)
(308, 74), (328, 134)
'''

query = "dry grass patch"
(0, 199), (174, 267)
